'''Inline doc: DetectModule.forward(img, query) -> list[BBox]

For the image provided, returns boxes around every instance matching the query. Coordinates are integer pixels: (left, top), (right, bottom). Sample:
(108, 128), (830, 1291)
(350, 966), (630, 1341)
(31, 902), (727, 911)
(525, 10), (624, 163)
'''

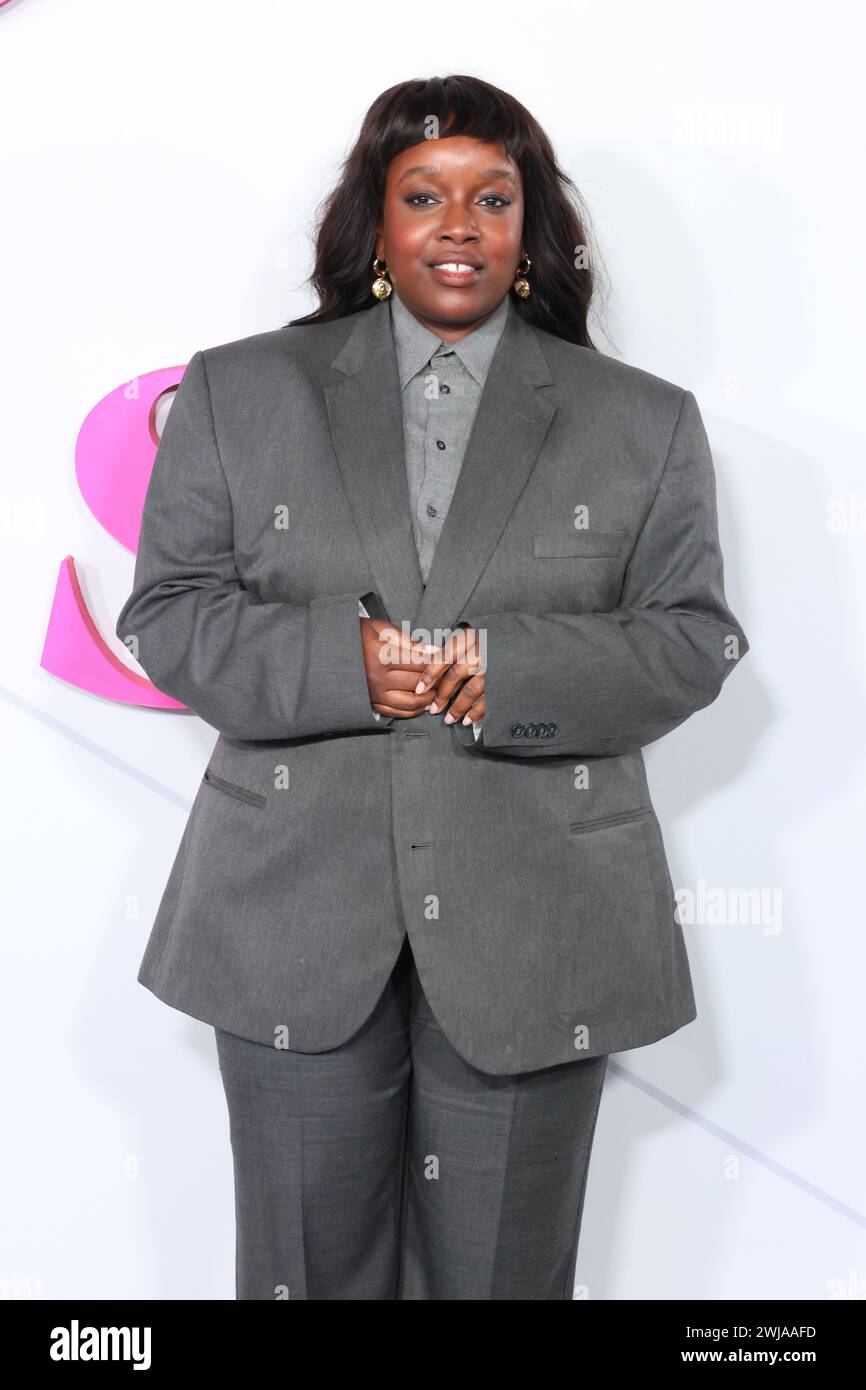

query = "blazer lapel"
(413, 300), (557, 638)
(322, 295), (558, 638)
(323, 300), (424, 626)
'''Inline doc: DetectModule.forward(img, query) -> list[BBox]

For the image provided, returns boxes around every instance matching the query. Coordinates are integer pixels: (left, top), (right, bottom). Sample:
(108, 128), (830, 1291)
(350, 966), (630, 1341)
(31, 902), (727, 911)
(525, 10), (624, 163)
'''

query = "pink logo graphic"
(41, 368), (189, 710)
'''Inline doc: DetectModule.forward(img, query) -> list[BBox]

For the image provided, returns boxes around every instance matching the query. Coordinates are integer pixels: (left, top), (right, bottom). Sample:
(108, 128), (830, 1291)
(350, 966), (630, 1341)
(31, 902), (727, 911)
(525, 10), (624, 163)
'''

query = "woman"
(117, 74), (749, 1300)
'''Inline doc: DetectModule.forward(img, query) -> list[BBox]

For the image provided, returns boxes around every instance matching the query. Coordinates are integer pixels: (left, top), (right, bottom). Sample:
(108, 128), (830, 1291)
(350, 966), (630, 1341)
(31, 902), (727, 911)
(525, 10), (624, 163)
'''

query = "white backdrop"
(2, 0), (864, 1300)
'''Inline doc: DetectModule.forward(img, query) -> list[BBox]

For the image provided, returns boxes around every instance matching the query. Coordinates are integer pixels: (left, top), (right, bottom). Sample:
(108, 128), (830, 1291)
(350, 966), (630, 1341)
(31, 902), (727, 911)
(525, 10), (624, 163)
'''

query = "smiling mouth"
(428, 261), (484, 286)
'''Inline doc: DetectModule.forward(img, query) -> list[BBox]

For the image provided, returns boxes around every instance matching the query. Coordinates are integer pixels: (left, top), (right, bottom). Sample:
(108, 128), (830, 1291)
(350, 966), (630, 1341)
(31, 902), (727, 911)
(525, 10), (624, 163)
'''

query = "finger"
(413, 629), (471, 693)
(374, 623), (436, 655)
(372, 668), (434, 714)
(374, 687), (433, 715)
(428, 662), (474, 713)
(372, 699), (432, 719)
(419, 640), (477, 703)
(415, 667), (454, 703)
(412, 653), (453, 694)
(429, 631), (483, 694)
(375, 631), (439, 672)
(375, 650), (439, 695)
(459, 694), (486, 724)
(442, 673), (485, 723)
(379, 667), (436, 692)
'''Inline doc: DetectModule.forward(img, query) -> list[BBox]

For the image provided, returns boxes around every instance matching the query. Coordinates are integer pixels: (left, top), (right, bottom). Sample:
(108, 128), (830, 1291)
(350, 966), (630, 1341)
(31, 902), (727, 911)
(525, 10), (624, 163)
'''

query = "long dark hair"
(288, 75), (600, 348)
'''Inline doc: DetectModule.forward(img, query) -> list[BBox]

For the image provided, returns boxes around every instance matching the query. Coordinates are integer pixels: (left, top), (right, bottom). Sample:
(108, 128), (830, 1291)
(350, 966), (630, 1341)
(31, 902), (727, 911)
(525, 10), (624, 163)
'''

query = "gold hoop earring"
(513, 251), (532, 299)
(371, 256), (392, 300)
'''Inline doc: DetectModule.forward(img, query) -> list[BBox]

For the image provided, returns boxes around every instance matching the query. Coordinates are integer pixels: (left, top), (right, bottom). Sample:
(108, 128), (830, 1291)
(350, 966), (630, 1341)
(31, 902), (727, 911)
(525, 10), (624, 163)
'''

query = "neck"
(395, 294), (505, 343)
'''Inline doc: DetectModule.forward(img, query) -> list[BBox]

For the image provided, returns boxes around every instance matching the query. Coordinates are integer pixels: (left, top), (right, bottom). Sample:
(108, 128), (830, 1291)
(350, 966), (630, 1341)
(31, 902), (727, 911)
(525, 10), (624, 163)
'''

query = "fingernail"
(414, 681), (426, 693)
(462, 714), (471, 724)
(428, 702), (439, 714)
(444, 713), (454, 724)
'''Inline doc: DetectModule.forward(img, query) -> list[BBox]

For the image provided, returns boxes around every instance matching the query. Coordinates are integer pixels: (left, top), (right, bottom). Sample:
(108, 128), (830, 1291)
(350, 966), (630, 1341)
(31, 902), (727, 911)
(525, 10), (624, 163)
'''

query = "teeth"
(435, 262), (477, 272)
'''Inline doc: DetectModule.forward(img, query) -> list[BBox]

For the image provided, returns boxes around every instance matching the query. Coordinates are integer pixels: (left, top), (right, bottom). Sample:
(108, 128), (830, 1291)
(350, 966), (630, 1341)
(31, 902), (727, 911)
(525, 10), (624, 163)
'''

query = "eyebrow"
(397, 165), (516, 185)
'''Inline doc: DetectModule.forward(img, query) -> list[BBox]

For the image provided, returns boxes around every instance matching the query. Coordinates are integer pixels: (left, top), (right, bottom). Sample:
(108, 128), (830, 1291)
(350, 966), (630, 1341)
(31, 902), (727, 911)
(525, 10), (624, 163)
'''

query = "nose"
(434, 202), (481, 244)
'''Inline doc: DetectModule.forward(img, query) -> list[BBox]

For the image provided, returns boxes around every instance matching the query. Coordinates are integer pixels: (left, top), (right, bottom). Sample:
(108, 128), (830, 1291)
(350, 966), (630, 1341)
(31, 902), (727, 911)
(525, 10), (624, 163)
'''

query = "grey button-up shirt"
(360, 287), (509, 736)
(389, 285), (509, 583)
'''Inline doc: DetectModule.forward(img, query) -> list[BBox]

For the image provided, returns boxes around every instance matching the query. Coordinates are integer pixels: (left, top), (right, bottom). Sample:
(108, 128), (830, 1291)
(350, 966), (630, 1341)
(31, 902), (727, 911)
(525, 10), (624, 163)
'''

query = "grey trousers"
(214, 936), (608, 1300)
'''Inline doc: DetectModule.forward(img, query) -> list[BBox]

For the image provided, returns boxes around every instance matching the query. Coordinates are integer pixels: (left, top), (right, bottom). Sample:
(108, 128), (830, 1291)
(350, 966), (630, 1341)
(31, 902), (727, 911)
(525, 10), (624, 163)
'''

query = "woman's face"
(375, 135), (524, 341)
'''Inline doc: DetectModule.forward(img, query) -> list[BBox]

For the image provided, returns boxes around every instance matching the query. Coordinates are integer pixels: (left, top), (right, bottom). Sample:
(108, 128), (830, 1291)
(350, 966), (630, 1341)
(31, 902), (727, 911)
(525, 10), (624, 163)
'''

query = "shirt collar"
(388, 286), (510, 391)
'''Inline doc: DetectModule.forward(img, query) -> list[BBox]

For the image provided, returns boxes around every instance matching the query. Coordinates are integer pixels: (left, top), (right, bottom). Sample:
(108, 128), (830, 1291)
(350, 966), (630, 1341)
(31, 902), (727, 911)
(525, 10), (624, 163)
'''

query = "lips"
(429, 255), (484, 269)
(428, 259), (484, 287)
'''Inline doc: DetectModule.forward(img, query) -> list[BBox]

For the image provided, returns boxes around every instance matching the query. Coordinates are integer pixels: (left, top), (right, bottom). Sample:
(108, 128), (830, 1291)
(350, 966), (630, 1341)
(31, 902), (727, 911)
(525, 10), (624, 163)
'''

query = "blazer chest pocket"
(533, 529), (626, 559)
(203, 767), (267, 808)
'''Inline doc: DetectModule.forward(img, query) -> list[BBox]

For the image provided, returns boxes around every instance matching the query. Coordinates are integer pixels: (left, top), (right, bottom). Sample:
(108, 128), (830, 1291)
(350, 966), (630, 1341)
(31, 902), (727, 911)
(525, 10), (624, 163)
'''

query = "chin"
(420, 292), (499, 321)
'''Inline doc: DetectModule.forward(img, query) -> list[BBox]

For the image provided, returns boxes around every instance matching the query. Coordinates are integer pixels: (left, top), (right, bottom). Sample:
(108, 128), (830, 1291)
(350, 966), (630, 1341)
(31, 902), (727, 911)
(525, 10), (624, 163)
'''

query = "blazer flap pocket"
(533, 529), (626, 558)
(203, 767), (267, 808)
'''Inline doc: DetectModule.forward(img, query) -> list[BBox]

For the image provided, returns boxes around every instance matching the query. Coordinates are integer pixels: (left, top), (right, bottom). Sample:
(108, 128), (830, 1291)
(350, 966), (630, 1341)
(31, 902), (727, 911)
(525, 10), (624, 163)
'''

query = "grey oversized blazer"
(116, 295), (749, 1074)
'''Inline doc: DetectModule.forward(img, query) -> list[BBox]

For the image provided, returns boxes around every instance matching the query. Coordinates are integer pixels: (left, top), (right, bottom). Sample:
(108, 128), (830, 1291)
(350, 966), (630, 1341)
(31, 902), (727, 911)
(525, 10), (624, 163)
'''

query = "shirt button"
(426, 504), (438, 517)
(440, 383), (451, 394)
(436, 439), (446, 450)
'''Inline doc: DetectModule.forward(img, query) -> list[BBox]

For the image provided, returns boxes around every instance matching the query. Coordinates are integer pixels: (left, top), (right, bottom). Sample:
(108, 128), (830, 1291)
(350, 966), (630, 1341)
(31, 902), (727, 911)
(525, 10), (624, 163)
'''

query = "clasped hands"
(360, 618), (485, 725)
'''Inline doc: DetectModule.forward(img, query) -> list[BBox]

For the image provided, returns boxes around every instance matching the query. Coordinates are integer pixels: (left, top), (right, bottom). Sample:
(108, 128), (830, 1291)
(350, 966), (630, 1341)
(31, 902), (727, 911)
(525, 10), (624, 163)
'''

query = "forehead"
(389, 137), (519, 185)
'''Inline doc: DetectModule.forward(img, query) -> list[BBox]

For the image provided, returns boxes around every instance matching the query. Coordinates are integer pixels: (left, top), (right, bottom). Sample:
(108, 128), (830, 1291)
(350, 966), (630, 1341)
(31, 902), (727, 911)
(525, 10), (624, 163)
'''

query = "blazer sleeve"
(450, 388), (749, 758)
(115, 349), (382, 742)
